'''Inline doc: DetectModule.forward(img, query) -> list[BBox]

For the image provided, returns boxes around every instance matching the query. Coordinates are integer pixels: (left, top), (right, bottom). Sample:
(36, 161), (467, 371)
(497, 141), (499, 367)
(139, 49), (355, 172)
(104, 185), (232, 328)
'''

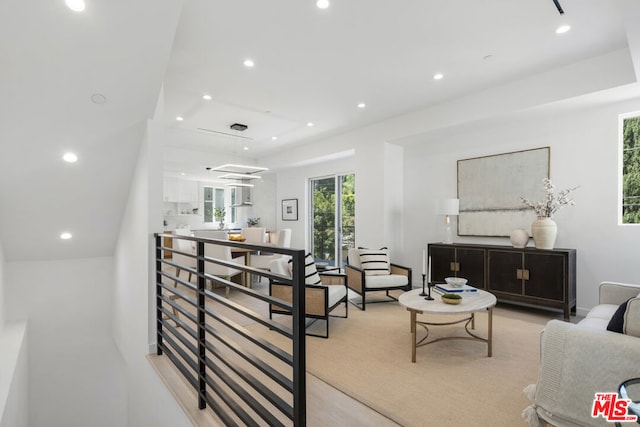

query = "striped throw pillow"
(288, 253), (322, 284)
(358, 247), (390, 276)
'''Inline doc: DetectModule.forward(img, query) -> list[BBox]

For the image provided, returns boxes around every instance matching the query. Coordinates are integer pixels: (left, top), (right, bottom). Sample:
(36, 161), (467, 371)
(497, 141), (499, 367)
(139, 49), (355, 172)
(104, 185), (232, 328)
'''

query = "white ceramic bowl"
(445, 277), (468, 288)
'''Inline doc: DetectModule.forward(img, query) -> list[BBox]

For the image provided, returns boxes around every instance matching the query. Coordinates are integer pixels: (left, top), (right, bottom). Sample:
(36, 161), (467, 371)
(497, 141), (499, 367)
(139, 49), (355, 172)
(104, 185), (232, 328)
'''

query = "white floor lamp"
(436, 198), (459, 244)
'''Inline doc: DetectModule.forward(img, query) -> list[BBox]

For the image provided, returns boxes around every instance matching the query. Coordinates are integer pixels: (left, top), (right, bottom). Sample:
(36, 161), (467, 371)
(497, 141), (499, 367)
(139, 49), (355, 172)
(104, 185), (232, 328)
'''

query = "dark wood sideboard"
(428, 243), (576, 320)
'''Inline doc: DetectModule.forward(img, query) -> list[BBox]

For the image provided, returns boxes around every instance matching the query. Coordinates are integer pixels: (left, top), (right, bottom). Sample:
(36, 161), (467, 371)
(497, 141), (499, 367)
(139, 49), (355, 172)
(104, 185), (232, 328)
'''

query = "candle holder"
(420, 273), (434, 300)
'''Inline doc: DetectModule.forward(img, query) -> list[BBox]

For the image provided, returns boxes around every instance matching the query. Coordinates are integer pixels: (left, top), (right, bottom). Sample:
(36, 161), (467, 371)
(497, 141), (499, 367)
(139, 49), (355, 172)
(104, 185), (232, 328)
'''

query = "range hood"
(230, 185), (253, 207)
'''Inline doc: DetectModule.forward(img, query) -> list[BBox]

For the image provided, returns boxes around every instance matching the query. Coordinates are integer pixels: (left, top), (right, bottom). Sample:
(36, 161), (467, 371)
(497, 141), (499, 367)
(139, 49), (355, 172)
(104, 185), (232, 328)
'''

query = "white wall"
(113, 120), (192, 427)
(0, 241), (4, 330)
(5, 257), (125, 427)
(0, 240), (29, 427)
(402, 99), (640, 314)
(0, 322), (28, 427)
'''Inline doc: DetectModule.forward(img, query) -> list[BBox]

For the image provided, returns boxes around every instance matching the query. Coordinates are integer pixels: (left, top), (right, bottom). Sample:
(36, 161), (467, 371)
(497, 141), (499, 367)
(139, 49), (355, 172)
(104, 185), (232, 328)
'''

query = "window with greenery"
(203, 187), (226, 223)
(622, 115), (640, 224)
(310, 173), (355, 266)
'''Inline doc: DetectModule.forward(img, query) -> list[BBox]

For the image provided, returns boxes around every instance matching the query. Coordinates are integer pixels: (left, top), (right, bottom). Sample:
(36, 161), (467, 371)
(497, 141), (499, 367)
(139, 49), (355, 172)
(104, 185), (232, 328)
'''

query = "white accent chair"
(523, 281), (640, 427)
(268, 256), (348, 338)
(345, 247), (412, 310)
(194, 230), (245, 297)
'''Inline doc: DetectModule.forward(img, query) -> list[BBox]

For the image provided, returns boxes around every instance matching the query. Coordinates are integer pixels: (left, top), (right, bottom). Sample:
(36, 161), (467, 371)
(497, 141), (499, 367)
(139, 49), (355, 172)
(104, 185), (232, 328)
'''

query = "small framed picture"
(282, 199), (298, 221)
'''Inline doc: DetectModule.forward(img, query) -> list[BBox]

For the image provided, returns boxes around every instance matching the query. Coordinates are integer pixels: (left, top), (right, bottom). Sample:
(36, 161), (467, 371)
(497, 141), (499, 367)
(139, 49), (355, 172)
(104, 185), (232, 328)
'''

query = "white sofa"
(523, 281), (640, 427)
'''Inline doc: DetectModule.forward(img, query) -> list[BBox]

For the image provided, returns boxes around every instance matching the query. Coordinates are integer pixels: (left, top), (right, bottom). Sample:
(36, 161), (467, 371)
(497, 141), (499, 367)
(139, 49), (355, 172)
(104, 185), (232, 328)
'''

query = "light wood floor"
(148, 353), (399, 427)
(151, 272), (399, 426)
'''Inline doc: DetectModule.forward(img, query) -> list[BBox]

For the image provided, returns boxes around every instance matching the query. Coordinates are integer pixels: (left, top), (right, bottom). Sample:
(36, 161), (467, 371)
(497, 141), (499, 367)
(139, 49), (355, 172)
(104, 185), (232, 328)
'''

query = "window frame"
(619, 111), (640, 225)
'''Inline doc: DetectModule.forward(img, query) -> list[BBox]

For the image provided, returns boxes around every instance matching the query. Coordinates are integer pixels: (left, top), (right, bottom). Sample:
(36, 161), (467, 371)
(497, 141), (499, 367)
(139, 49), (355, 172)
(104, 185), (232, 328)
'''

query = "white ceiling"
(0, 0), (637, 261)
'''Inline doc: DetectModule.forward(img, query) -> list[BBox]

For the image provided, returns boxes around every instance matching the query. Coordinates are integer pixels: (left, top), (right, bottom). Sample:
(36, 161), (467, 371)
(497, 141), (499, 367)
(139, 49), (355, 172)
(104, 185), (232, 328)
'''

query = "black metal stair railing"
(154, 232), (307, 426)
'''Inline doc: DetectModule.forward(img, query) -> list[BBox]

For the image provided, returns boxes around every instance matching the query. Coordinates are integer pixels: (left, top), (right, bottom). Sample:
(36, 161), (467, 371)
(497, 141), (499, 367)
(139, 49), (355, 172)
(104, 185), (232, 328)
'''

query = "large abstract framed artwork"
(457, 147), (550, 237)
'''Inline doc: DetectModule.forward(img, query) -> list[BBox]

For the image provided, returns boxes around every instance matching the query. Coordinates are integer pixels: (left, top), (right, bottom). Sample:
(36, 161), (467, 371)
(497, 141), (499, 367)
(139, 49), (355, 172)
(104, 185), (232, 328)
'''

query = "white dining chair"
(241, 227), (266, 244)
(194, 230), (245, 296)
(172, 228), (195, 283)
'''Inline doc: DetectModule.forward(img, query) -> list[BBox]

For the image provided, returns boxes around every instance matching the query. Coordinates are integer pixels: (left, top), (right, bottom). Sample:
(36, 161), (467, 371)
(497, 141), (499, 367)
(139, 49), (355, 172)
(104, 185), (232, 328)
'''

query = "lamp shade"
(436, 198), (459, 216)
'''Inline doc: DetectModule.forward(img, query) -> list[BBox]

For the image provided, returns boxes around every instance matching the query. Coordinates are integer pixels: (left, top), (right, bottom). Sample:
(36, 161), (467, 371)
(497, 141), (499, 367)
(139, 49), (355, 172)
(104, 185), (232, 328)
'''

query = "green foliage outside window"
(312, 178), (336, 261)
(623, 116), (640, 224)
(312, 174), (355, 265)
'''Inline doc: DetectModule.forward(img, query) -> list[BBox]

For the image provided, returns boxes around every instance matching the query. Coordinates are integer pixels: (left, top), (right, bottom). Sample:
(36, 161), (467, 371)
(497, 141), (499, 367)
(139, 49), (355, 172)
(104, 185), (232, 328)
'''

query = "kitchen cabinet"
(163, 178), (199, 203)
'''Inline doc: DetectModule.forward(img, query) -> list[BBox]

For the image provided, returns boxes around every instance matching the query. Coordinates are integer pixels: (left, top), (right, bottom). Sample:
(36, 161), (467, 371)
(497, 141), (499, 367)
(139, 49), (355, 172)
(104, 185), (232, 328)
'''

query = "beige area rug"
(165, 275), (553, 426)
(261, 300), (553, 427)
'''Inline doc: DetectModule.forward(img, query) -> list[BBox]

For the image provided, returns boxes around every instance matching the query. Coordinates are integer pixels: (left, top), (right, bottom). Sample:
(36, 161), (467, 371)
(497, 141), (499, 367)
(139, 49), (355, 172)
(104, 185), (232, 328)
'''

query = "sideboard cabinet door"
(456, 248), (486, 289)
(429, 245), (455, 283)
(487, 250), (522, 295)
(428, 244), (486, 289)
(524, 252), (565, 301)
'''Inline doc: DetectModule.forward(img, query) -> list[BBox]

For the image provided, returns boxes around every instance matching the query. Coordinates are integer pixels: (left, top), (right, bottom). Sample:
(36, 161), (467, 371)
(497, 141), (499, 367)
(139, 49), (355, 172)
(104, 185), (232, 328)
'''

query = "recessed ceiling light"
(65, 0), (85, 12)
(91, 93), (107, 104)
(176, 116), (184, 121)
(243, 146), (249, 151)
(60, 232), (72, 240)
(202, 94), (212, 101)
(433, 73), (444, 80)
(357, 103), (366, 108)
(556, 25), (571, 34)
(63, 152), (78, 163)
(243, 59), (255, 67)
(307, 122), (314, 127)
(317, 0), (330, 9)
(271, 136), (278, 140)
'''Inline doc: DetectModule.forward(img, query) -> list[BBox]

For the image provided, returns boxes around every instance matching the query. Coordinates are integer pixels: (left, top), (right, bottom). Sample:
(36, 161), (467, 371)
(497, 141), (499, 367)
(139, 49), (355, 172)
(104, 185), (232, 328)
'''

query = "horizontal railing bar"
(161, 267), (292, 311)
(158, 233), (300, 257)
(199, 299), (293, 365)
(201, 287), (292, 338)
(160, 298), (293, 393)
(203, 322), (293, 392)
(162, 258), (198, 276)
(159, 271), (198, 293)
(203, 356), (286, 427)
(161, 344), (198, 390)
(205, 338), (293, 418)
(163, 342), (239, 427)
(158, 285), (199, 315)
(201, 300), (293, 365)
(161, 329), (199, 373)
(158, 279), (292, 334)
(162, 318), (283, 426)
(159, 305), (198, 343)
(201, 373), (258, 427)
(160, 279), (294, 346)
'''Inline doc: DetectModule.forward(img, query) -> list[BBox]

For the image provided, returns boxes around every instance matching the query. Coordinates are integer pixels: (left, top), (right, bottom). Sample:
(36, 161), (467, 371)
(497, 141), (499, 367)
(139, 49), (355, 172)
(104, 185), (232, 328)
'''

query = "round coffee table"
(398, 288), (497, 362)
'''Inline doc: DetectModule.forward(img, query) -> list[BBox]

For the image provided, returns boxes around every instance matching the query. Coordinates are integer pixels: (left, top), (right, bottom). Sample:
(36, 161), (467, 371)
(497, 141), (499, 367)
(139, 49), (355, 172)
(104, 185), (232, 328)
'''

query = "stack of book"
(434, 283), (478, 293)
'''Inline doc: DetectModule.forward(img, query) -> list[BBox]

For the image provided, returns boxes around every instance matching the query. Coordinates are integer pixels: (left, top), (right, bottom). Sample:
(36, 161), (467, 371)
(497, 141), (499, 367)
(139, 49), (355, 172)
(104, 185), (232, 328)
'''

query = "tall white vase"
(531, 217), (557, 250)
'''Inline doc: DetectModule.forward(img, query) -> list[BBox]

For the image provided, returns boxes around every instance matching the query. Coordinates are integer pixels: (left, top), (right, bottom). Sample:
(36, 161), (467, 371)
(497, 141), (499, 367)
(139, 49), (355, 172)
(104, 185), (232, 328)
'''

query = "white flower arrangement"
(521, 178), (578, 218)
